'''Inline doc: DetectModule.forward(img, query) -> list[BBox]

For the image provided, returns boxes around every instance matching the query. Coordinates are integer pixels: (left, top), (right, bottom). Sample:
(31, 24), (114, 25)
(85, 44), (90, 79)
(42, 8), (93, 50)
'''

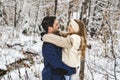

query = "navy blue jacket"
(42, 42), (76, 80)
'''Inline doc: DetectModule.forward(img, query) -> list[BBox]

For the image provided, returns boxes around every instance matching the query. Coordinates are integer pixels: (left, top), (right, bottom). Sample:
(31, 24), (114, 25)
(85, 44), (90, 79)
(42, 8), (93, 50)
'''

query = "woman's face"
(67, 24), (75, 34)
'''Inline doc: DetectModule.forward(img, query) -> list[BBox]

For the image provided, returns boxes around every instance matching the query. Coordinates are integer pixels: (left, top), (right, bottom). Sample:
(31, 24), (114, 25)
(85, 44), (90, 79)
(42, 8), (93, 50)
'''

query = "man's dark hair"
(41, 16), (56, 32)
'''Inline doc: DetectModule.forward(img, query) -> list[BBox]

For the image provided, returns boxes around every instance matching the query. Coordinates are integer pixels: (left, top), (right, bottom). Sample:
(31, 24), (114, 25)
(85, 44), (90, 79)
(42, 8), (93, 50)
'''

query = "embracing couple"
(41, 16), (87, 80)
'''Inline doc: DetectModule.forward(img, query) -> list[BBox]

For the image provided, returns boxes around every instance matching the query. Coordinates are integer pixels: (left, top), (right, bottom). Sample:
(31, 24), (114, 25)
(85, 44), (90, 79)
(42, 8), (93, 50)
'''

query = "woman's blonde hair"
(65, 19), (87, 52)
(74, 19), (87, 52)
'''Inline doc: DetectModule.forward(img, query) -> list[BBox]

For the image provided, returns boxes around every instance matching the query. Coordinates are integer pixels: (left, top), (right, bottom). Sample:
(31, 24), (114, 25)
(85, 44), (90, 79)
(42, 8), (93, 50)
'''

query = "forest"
(0, 0), (120, 80)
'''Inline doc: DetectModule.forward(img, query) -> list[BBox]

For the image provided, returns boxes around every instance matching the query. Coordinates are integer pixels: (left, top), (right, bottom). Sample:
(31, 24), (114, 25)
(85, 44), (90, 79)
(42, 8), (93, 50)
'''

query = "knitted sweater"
(43, 34), (81, 67)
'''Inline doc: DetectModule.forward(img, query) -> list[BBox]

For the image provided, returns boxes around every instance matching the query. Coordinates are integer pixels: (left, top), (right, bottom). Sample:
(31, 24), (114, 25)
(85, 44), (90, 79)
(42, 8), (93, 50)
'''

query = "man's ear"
(48, 27), (53, 33)
(48, 26), (52, 30)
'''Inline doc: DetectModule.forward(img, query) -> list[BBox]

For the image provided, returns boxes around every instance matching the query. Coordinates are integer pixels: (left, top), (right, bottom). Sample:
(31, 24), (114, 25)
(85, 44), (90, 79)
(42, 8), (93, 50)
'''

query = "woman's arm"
(42, 34), (73, 48)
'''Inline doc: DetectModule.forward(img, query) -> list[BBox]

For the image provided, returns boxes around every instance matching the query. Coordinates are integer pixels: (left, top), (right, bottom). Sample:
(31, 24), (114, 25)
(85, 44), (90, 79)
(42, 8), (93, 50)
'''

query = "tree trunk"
(3, 11), (8, 25)
(54, 0), (57, 15)
(68, 3), (71, 20)
(107, 18), (117, 80)
(79, 1), (89, 80)
(80, 1), (87, 24)
(34, 0), (41, 34)
(14, 0), (17, 28)
(79, 51), (86, 80)
(2, 5), (8, 25)
(88, 0), (91, 17)
(68, 0), (73, 21)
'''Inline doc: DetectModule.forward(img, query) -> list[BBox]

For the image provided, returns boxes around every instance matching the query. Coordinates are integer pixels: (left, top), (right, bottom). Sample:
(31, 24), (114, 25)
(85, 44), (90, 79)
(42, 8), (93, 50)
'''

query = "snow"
(0, 62), (7, 70)
(0, 25), (120, 80)
(0, 0), (120, 79)
(85, 36), (120, 80)
(1, 63), (44, 80)
(0, 26), (44, 80)
(0, 48), (25, 69)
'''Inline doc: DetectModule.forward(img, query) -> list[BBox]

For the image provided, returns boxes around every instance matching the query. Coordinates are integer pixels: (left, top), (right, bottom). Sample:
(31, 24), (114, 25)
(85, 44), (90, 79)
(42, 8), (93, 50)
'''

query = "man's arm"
(42, 34), (73, 48)
(42, 43), (76, 75)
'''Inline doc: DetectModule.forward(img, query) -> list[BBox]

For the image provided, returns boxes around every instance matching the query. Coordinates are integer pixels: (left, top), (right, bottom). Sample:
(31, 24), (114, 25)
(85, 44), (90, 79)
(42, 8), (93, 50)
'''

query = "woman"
(42, 19), (87, 80)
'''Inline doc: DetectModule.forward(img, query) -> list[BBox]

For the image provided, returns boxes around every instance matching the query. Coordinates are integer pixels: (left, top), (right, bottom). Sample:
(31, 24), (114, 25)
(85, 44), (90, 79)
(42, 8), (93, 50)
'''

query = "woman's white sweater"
(43, 34), (81, 67)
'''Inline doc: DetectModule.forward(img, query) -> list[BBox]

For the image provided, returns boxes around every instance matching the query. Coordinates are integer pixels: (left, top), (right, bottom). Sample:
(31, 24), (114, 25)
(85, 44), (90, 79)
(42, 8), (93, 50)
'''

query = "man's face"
(48, 19), (59, 33)
(52, 19), (59, 33)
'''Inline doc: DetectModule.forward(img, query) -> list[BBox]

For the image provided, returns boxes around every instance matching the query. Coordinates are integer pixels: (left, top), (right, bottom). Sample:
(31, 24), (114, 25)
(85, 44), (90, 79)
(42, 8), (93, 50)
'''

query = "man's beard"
(53, 29), (59, 34)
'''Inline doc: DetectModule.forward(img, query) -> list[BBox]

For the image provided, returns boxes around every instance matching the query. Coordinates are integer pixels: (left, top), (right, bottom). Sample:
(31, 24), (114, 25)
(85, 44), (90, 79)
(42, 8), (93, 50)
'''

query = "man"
(41, 16), (76, 80)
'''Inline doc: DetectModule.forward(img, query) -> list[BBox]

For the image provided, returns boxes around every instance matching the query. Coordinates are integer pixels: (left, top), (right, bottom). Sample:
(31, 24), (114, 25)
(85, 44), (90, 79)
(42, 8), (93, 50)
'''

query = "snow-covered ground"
(0, 26), (44, 80)
(0, 26), (120, 80)
(85, 37), (120, 80)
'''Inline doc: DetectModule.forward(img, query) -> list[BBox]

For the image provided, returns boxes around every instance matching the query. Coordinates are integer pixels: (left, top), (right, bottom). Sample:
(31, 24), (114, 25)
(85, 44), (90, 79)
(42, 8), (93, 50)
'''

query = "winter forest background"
(0, 0), (120, 80)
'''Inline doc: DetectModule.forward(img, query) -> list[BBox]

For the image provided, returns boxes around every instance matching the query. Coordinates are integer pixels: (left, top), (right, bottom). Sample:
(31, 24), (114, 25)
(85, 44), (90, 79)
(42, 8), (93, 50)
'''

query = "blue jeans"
(64, 75), (71, 80)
